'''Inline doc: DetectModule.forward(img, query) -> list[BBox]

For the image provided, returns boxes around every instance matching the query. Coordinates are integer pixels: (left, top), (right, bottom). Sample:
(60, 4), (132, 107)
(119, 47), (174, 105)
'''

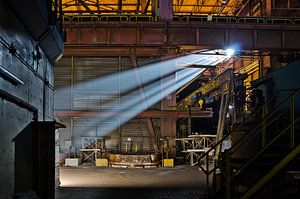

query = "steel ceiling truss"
(61, 0), (244, 16)
(61, 0), (153, 14)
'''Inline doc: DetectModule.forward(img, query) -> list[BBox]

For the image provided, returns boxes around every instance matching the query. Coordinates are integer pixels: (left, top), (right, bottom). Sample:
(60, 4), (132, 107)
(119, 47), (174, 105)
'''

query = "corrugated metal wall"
(54, 56), (160, 155)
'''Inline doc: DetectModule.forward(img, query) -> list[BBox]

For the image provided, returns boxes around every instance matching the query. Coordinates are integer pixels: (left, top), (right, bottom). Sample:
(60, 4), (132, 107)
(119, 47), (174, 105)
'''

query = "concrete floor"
(56, 165), (207, 199)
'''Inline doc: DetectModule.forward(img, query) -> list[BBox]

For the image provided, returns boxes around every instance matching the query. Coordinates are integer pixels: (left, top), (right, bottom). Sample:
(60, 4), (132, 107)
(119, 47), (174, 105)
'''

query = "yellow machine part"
(163, 159), (174, 167)
(96, 158), (109, 167)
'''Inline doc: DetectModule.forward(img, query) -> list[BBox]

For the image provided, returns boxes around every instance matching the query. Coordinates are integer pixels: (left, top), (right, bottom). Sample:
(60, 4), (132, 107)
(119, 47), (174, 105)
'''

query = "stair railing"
(197, 88), (300, 198)
(225, 89), (300, 198)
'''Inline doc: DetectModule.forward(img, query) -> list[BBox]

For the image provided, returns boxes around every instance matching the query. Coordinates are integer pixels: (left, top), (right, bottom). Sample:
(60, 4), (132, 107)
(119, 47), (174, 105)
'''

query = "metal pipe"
(0, 65), (24, 85)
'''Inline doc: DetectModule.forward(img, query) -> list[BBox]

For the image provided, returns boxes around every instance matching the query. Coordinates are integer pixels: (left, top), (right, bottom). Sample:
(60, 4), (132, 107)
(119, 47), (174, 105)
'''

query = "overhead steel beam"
(143, 0), (151, 14)
(118, 0), (122, 13)
(77, 0), (94, 14)
(136, 0), (141, 14)
(54, 110), (213, 118)
(64, 20), (300, 57)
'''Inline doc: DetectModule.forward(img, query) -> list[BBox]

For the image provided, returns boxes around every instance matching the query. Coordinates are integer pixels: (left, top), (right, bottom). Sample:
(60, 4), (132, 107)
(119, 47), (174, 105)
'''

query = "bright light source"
(229, 105), (234, 110)
(225, 48), (235, 57)
(226, 48), (235, 57)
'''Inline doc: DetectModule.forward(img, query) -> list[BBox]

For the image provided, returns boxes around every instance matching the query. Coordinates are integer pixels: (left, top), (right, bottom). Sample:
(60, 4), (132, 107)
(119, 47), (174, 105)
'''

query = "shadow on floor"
(55, 187), (205, 199)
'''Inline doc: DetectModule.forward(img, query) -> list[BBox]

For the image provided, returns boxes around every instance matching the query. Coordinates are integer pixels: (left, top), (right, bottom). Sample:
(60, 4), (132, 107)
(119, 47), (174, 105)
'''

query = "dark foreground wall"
(0, 0), (62, 197)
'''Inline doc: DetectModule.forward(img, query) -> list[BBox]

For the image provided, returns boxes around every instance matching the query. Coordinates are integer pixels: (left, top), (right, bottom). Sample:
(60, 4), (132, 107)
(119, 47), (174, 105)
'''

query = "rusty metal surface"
(64, 20), (300, 57)
(108, 154), (159, 168)
(55, 110), (213, 118)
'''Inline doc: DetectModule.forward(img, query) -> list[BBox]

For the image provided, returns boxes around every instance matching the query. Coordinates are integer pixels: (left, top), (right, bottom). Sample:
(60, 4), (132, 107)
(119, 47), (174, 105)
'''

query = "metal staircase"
(198, 88), (300, 199)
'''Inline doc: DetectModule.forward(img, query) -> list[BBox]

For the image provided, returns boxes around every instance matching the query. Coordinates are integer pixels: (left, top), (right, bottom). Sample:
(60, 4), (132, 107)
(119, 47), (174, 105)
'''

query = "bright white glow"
(55, 50), (230, 137)
(226, 48), (235, 57)
(229, 105), (234, 110)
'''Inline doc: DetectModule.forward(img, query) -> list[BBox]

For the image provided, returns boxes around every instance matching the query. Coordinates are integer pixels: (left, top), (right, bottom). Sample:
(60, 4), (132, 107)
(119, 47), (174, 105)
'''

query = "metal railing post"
(262, 104), (266, 147)
(290, 96), (295, 149)
(206, 154), (209, 199)
(225, 151), (231, 199)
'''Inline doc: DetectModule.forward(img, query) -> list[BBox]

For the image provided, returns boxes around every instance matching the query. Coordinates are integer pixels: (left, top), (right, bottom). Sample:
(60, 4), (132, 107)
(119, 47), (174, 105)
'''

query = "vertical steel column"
(71, 56), (74, 147)
(118, 0), (122, 13)
(206, 154), (210, 199)
(290, 96), (295, 149)
(215, 93), (225, 158)
(152, 0), (159, 19)
(266, 0), (272, 16)
(158, 0), (173, 21)
(259, 56), (264, 78)
(118, 56), (122, 152)
(216, 92), (230, 158)
(136, 0), (141, 14)
(188, 105), (192, 136)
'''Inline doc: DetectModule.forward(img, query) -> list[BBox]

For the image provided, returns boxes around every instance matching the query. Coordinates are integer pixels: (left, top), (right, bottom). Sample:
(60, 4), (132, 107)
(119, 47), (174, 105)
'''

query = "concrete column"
(158, 0), (173, 21)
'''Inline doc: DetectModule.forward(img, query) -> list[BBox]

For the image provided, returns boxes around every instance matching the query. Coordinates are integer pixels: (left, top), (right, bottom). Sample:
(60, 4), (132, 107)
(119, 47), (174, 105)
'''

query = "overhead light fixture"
(0, 66), (24, 86)
(225, 48), (235, 57)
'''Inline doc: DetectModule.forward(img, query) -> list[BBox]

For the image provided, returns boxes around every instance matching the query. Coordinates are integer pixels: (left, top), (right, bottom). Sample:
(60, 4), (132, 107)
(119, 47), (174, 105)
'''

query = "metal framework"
(79, 137), (106, 163)
(63, 18), (300, 57)
(61, 0), (244, 16)
(176, 134), (216, 166)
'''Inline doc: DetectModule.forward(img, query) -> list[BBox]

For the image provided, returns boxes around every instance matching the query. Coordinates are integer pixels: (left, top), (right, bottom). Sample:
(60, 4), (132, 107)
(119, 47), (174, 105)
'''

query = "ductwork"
(6, 0), (64, 63)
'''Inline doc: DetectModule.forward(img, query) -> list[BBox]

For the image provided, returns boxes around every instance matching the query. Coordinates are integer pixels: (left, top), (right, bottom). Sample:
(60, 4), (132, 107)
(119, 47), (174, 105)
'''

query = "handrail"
(225, 90), (300, 198)
(241, 144), (300, 199)
(198, 88), (300, 174)
(129, 15), (154, 22)
(295, 19), (300, 24)
(72, 15), (100, 22)
(230, 112), (285, 155)
(232, 117), (300, 178)
(61, 14), (300, 24)
(237, 17), (265, 24)
(198, 88), (300, 170)
(265, 18), (294, 24)
(100, 15), (128, 22)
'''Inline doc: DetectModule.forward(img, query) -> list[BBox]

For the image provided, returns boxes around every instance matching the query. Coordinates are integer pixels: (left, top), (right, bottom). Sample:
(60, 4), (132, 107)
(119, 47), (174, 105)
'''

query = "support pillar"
(160, 53), (177, 157)
(188, 106), (192, 136)
(158, 0), (173, 21)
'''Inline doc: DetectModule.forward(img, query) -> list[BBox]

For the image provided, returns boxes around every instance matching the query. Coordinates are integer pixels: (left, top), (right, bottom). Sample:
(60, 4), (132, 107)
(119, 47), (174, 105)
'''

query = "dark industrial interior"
(1, 0), (300, 198)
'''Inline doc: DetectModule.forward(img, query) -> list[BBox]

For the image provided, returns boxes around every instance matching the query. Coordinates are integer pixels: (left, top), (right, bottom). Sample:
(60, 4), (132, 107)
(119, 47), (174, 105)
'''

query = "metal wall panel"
(55, 56), (161, 153)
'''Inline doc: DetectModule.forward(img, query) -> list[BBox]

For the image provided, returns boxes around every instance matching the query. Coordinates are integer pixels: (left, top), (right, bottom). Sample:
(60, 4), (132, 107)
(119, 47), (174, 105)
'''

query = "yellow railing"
(198, 88), (300, 198)
(241, 144), (300, 199)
